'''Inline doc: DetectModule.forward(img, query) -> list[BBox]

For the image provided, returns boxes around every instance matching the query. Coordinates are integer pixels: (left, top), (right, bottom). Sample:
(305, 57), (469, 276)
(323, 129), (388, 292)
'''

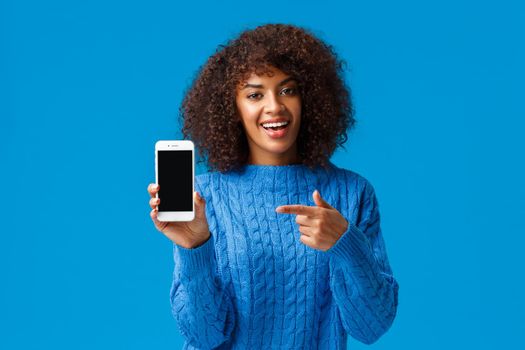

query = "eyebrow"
(241, 77), (296, 90)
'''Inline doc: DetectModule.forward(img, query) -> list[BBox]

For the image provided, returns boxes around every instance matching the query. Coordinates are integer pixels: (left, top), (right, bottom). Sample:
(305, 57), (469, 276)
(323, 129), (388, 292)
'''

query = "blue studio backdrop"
(1, 0), (524, 349)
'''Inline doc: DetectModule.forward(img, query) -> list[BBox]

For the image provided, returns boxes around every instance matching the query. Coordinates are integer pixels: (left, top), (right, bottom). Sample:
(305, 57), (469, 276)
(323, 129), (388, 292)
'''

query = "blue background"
(2, 0), (524, 348)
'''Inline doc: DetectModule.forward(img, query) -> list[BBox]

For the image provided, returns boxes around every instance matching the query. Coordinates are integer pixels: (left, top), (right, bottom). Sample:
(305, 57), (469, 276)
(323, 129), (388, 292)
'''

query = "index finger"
(275, 205), (318, 217)
(147, 183), (159, 197)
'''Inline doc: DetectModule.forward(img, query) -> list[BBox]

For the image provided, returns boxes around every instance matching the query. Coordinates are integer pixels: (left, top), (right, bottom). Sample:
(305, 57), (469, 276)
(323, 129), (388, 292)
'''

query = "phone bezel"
(155, 140), (195, 222)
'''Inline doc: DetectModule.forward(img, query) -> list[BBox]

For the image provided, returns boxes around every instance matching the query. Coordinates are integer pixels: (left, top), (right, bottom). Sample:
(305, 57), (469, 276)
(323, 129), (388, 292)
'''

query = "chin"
(263, 143), (295, 155)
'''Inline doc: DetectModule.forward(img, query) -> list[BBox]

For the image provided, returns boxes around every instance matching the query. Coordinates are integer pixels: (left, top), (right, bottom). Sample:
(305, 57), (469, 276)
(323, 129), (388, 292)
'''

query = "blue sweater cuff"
(325, 223), (372, 263)
(173, 235), (216, 278)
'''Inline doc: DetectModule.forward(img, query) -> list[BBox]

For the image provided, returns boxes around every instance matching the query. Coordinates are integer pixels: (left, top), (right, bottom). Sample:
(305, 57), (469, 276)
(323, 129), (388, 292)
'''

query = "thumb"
(313, 190), (333, 209)
(195, 191), (206, 213)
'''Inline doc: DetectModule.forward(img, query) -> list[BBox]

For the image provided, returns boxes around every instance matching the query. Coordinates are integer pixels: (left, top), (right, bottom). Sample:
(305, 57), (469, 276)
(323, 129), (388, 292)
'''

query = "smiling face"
(235, 67), (302, 165)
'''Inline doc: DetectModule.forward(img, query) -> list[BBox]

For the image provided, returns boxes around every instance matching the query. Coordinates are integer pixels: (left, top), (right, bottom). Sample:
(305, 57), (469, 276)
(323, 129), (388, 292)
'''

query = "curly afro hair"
(180, 23), (355, 173)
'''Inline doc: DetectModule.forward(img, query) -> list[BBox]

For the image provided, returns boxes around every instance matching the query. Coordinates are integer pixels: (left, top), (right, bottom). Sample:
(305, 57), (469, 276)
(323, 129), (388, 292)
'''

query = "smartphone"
(155, 140), (195, 222)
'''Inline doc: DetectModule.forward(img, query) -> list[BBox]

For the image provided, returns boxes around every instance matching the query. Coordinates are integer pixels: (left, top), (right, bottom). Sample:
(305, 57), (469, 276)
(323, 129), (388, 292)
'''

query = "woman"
(147, 24), (399, 349)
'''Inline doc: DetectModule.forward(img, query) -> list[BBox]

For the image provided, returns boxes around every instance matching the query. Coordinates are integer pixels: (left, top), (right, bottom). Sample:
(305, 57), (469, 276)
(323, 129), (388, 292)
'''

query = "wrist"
(176, 233), (211, 249)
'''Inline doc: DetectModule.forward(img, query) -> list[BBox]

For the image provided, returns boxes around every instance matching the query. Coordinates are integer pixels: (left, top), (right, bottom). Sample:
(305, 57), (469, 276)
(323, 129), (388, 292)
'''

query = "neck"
(247, 154), (301, 166)
(246, 145), (300, 166)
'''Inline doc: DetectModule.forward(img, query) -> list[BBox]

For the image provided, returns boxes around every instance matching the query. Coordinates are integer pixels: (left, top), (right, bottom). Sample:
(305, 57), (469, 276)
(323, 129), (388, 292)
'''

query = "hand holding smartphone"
(148, 140), (210, 248)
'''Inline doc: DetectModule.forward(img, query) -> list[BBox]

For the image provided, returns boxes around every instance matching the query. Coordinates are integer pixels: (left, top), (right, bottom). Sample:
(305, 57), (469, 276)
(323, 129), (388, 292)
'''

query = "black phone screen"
(157, 150), (193, 212)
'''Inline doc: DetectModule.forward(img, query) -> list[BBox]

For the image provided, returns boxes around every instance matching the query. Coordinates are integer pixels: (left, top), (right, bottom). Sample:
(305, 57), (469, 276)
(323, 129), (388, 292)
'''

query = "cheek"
(287, 99), (302, 118)
(238, 104), (262, 124)
(295, 100), (302, 115)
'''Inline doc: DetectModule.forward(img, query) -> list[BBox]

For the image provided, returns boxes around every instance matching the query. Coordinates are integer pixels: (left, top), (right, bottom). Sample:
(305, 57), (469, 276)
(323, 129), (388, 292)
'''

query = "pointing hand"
(276, 190), (349, 251)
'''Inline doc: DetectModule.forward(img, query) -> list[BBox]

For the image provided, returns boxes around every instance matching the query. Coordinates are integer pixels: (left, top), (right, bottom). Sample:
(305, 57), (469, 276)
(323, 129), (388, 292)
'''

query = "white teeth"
(261, 121), (289, 128)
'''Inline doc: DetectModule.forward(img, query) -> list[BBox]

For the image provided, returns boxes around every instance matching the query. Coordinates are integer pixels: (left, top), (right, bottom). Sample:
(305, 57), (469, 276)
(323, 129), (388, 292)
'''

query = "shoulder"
(194, 172), (216, 197)
(195, 172), (213, 186)
(327, 162), (375, 192)
(195, 171), (231, 200)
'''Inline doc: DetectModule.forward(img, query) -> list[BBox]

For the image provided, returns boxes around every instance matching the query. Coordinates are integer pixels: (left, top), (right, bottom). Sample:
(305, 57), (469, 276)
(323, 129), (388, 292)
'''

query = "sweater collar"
(217, 161), (337, 201)
(226, 161), (335, 179)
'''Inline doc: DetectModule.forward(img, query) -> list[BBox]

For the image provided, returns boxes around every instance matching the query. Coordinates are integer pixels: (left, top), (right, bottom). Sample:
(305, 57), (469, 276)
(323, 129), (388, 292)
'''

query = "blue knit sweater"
(170, 162), (399, 349)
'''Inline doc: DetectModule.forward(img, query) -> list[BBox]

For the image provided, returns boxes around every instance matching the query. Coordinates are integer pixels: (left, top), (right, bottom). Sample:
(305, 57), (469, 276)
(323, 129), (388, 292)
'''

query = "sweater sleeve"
(169, 176), (235, 349)
(325, 180), (399, 345)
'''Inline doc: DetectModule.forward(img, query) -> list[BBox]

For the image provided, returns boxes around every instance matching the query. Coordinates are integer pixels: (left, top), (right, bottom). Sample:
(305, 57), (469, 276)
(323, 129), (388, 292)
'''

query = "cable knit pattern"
(170, 161), (399, 349)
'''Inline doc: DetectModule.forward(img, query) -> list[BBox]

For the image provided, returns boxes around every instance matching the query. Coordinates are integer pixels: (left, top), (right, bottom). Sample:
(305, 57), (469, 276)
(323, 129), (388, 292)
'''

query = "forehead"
(239, 67), (293, 87)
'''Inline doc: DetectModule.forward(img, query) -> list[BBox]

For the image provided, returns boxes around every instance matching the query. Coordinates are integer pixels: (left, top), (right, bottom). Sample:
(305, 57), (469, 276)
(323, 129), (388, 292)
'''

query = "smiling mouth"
(260, 121), (290, 131)
(259, 120), (291, 139)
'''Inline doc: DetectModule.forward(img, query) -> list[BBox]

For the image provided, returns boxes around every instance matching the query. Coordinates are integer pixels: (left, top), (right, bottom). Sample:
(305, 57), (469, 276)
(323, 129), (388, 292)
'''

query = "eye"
(280, 87), (297, 96)
(247, 92), (263, 100)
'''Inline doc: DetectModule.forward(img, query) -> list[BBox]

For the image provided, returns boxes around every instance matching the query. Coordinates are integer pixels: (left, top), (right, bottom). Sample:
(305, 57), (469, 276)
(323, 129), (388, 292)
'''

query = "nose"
(264, 92), (284, 115)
